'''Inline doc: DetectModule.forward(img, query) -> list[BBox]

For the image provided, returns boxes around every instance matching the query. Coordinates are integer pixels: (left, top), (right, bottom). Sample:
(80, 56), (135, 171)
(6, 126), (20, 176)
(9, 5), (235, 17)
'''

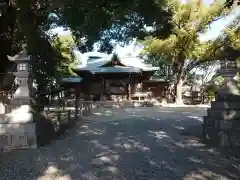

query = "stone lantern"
(203, 59), (240, 147)
(7, 44), (35, 104)
(216, 59), (239, 97)
(0, 45), (58, 152)
(0, 45), (38, 151)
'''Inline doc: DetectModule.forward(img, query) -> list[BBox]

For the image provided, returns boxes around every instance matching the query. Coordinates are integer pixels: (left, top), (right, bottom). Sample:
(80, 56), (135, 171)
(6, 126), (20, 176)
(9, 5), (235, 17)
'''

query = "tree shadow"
(0, 107), (239, 179)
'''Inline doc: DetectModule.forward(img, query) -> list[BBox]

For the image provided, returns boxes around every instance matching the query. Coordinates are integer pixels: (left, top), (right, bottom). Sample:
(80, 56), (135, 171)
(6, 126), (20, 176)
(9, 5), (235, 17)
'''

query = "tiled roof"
(119, 56), (159, 71)
(90, 66), (142, 73)
(75, 52), (159, 72)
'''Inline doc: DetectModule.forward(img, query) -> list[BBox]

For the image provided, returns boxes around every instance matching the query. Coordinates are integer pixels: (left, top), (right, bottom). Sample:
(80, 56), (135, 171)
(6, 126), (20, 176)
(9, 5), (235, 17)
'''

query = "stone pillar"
(203, 60), (240, 147)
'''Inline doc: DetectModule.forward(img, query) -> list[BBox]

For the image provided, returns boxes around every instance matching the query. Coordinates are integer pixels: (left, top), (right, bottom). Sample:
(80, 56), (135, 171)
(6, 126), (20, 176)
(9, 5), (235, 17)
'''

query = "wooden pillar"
(100, 78), (105, 100)
(75, 86), (80, 120)
(103, 79), (106, 97)
(128, 84), (132, 100)
(126, 83), (129, 100)
(128, 76), (132, 100)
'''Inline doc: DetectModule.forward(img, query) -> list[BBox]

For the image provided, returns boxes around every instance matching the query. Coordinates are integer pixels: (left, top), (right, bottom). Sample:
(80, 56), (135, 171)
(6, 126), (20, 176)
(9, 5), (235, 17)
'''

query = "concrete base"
(0, 105), (37, 151)
(0, 109), (79, 151)
(0, 101), (93, 152)
(0, 123), (37, 152)
(0, 106), (57, 151)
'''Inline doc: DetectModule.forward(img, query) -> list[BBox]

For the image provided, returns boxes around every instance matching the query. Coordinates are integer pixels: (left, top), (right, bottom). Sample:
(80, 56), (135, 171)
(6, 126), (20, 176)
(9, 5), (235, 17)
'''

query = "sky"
(51, 1), (240, 56)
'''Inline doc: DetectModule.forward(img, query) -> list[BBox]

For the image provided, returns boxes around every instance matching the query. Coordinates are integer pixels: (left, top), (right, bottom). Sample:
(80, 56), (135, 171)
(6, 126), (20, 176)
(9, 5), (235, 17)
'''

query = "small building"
(61, 52), (171, 101)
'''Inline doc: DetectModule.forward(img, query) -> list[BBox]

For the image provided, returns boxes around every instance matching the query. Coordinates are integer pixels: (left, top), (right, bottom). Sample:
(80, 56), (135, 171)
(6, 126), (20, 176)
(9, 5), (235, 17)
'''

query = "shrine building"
(61, 52), (171, 100)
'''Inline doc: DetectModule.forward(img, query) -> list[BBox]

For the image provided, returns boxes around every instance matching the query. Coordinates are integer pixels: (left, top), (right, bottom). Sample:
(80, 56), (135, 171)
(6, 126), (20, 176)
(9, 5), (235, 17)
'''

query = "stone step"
(210, 101), (240, 110)
(203, 116), (240, 131)
(207, 109), (240, 120)
(215, 94), (240, 101)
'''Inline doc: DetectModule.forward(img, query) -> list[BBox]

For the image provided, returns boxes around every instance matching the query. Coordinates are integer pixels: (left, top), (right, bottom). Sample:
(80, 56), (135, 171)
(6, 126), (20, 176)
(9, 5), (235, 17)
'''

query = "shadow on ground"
(0, 107), (239, 180)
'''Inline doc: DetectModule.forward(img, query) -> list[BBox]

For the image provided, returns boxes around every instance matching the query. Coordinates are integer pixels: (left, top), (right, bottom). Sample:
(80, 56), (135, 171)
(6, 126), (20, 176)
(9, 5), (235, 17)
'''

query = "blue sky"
(51, 1), (240, 56)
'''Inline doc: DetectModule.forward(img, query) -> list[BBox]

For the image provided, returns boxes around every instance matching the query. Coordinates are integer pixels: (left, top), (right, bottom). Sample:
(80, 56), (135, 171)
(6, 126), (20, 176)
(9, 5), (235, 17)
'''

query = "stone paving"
(0, 107), (240, 180)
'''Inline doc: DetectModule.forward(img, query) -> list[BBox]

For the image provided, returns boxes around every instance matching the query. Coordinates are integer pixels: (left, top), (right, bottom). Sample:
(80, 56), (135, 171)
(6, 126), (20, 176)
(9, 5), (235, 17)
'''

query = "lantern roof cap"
(7, 44), (31, 62)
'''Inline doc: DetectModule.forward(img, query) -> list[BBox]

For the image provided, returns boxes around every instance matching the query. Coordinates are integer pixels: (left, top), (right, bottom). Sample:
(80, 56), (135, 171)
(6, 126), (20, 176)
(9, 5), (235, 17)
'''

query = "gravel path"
(0, 107), (239, 180)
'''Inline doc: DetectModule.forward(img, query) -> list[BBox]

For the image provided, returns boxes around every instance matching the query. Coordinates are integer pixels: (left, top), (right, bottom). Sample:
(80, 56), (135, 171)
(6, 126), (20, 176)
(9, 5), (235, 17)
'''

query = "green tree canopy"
(194, 12), (239, 63)
(52, 34), (76, 75)
(0, 0), (172, 98)
(59, 0), (172, 52)
(139, 0), (236, 104)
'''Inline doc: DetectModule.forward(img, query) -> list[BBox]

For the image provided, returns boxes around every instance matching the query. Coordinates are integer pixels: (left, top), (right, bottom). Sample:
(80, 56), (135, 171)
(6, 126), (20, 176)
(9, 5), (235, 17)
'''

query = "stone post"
(203, 59), (240, 147)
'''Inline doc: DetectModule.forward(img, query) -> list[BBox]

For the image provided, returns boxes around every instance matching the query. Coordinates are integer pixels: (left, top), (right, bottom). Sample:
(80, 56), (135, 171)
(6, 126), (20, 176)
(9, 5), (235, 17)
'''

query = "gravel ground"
(0, 106), (239, 180)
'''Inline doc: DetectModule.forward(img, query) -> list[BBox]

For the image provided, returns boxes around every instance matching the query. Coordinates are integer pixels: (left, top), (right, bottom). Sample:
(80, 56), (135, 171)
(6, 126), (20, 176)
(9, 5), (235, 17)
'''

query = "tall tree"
(0, 0), (172, 96)
(140, 0), (233, 104)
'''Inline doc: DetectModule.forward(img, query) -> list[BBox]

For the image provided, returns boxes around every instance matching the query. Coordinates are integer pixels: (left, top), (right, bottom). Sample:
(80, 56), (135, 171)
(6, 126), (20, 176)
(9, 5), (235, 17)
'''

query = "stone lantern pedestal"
(203, 60), (240, 147)
(0, 45), (53, 151)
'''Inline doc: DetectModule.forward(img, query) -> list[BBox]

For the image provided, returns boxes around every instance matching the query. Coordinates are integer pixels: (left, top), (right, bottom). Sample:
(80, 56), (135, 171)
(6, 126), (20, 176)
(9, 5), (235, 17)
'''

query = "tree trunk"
(200, 89), (205, 104)
(175, 78), (183, 105)
(174, 60), (184, 105)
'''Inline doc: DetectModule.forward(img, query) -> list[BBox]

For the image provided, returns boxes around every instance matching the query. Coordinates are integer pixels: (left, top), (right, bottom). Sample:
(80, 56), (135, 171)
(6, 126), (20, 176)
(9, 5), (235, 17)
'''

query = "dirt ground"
(0, 106), (239, 180)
